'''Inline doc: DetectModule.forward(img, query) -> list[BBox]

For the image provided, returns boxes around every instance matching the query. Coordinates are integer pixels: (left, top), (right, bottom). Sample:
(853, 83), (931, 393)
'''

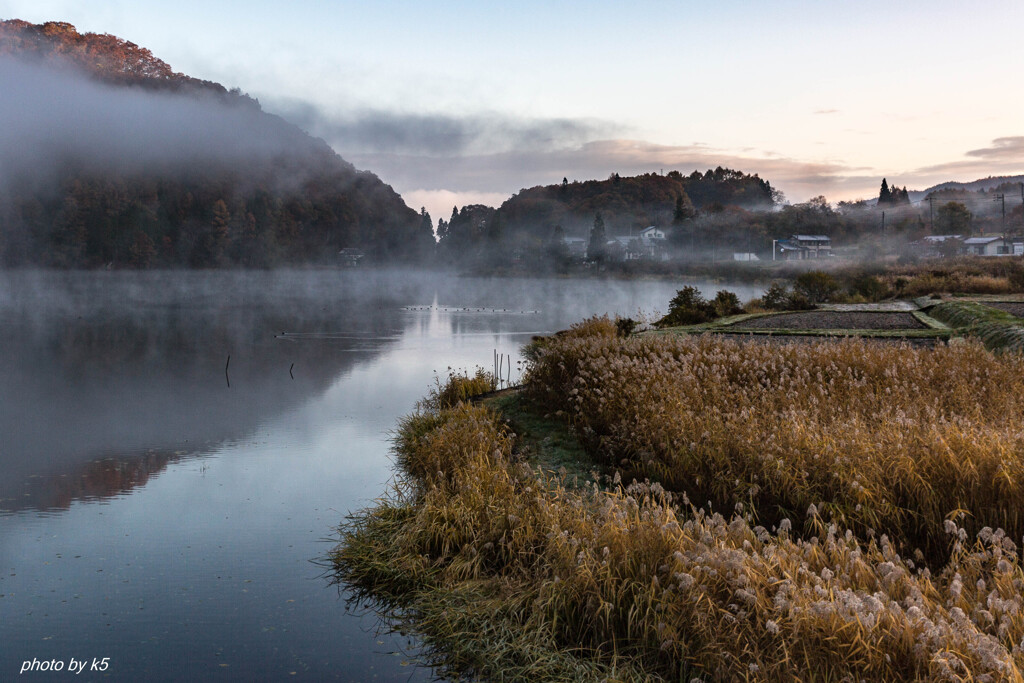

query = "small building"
(963, 236), (1017, 256)
(639, 226), (665, 240)
(609, 226), (669, 261)
(909, 235), (963, 259)
(775, 234), (832, 260)
(339, 247), (365, 266)
(562, 237), (588, 259)
(733, 252), (760, 262)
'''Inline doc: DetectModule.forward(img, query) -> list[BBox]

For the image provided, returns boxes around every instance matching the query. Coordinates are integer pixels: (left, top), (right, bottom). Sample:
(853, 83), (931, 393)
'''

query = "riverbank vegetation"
(333, 317), (1024, 681)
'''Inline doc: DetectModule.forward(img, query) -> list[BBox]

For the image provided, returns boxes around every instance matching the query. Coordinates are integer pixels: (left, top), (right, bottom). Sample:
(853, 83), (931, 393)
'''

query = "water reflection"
(0, 271), (409, 513)
(0, 269), (762, 681)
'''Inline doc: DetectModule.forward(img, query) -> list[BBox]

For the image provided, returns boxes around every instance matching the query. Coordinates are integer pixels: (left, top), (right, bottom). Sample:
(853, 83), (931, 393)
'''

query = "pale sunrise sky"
(3, 0), (1023, 220)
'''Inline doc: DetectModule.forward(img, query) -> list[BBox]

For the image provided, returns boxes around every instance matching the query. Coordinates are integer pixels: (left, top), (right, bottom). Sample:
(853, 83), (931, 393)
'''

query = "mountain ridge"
(0, 19), (435, 268)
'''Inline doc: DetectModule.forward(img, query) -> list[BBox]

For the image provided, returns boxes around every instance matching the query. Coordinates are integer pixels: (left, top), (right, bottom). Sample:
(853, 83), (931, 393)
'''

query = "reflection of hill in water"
(9, 450), (181, 513)
(0, 270), (422, 513)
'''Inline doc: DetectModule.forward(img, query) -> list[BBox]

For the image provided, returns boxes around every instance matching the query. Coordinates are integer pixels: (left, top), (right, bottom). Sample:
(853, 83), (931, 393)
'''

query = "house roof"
(921, 235), (962, 242)
(964, 236), (1005, 244)
(792, 234), (830, 242)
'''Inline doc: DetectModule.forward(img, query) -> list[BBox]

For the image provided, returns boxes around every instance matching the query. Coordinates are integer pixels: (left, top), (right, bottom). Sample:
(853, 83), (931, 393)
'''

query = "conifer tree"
(588, 212), (607, 263)
(878, 178), (892, 205)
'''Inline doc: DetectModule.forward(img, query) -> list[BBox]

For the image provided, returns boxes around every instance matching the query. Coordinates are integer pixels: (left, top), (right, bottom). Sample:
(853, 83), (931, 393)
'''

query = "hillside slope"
(0, 20), (435, 268)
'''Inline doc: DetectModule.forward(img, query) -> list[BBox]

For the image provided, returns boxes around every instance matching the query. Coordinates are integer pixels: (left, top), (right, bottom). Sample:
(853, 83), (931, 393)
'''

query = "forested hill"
(493, 168), (777, 238)
(494, 173), (692, 240)
(0, 20), (435, 268)
(0, 19), (239, 96)
(436, 168), (777, 262)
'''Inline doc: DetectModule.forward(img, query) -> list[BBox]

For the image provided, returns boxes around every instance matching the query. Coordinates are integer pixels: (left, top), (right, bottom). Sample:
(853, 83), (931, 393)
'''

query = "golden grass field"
(335, 318), (1024, 681)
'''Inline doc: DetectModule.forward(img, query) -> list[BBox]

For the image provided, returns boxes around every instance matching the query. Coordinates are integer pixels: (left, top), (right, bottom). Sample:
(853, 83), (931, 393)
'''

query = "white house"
(963, 236), (1019, 256)
(609, 226), (669, 261)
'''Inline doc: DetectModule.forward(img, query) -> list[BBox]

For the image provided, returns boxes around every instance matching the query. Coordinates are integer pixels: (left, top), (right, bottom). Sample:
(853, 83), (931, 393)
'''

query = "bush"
(657, 286), (714, 327)
(785, 291), (814, 310)
(760, 282), (791, 310)
(1010, 265), (1024, 292)
(712, 289), (744, 317)
(793, 270), (840, 304)
(850, 275), (889, 302)
(614, 317), (637, 337)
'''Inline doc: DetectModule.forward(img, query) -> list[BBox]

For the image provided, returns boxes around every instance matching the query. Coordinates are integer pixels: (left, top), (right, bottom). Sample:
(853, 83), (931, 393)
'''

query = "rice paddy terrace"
(656, 295), (1024, 351)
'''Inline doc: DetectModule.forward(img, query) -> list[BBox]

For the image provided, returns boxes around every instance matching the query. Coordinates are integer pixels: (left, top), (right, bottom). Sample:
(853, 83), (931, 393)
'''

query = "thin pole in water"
(289, 363), (295, 380)
(225, 355), (231, 388)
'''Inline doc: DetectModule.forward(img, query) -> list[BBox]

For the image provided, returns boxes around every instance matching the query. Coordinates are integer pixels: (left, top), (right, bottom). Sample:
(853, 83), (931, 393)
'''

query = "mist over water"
(0, 269), (761, 681)
(0, 58), (321, 187)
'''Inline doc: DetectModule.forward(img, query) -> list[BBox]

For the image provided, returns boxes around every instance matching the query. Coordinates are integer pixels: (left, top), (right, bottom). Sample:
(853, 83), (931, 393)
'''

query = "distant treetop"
(877, 177), (910, 206)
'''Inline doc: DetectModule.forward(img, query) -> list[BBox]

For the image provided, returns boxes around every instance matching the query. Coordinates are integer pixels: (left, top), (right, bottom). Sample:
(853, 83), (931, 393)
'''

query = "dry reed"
(333, 318), (1024, 681)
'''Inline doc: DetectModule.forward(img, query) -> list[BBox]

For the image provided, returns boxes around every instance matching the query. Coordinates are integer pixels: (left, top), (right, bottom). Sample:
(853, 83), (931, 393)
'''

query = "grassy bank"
(927, 301), (1024, 352)
(333, 319), (1024, 681)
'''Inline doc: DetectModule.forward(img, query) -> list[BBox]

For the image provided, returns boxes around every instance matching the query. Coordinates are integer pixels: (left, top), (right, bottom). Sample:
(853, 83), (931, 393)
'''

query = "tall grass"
(526, 318), (1024, 560)
(335, 396), (1024, 681)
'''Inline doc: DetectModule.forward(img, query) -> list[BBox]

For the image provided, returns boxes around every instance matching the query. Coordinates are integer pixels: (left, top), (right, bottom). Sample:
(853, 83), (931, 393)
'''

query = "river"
(0, 269), (763, 681)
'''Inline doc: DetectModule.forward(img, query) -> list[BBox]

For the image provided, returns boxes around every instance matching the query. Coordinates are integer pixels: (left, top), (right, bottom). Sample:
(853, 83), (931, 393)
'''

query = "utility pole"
(926, 196), (935, 232)
(881, 210), (886, 234)
(996, 194), (1006, 234)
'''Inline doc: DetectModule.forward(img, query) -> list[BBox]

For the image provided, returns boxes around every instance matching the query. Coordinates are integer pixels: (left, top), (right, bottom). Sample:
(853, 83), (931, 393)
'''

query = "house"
(791, 234), (832, 257)
(339, 247), (365, 266)
(963, 236), (1020, 256)
(733, 252), (759, 262)
(639, 226), (665, 240)
(611, 237), (644, 260)
(774, 234), (832, 260)
(909, 235), (964, 259)
(608, 226), (669, 261)
(562, 237), (588, 259)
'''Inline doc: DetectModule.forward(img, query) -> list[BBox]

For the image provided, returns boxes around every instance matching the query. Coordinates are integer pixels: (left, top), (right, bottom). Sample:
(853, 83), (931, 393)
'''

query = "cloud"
(814, 108), (840, 115)
(965, 136), (1024, 160)
(348, 139), (878, 209)
(268, 100), (619, 156)
(898, 137), (1024, 188)
(402, 189), (511, 224)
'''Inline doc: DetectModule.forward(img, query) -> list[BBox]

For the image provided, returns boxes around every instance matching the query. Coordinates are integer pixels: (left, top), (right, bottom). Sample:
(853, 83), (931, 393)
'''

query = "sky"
(2, 0), (1024, 221)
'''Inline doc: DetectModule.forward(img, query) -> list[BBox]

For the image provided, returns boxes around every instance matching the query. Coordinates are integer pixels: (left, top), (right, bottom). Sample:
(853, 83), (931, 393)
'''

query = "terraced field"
(736, 310), (927, 330)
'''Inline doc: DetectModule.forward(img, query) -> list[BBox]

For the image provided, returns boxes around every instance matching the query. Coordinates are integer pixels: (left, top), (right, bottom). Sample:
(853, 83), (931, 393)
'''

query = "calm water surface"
(0, 270), (762, 681)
